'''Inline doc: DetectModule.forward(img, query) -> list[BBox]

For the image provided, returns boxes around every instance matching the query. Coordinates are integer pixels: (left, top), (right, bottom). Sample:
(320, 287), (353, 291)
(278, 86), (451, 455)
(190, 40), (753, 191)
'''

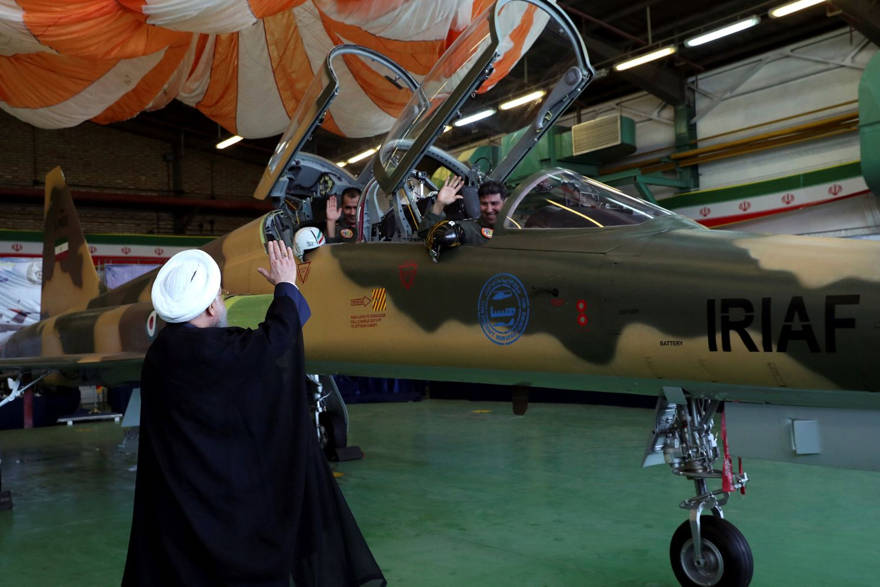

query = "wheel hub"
(680, 538), (724, 586)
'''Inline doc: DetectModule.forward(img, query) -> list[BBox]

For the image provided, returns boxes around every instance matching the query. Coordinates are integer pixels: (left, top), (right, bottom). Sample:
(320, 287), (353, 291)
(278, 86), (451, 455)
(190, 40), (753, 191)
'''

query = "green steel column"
(674, 89), (699, 192)
(634, 176), (657, 204)
(858, 52), (880, 197)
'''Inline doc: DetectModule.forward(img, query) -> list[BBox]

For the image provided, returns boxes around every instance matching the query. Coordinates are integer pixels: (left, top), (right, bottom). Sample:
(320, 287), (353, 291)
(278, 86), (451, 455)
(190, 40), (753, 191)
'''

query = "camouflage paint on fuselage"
(5, 166), (880, 410)
(289, 210), (880, 403)
(0, 170), (280, 384)
(85, 214), (277, 311)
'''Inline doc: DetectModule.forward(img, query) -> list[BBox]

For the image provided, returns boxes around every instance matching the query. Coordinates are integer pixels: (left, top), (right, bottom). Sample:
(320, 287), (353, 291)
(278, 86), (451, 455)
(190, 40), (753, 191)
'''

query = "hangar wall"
(1, 28), (875, 238)
(0, 202), (250, 236)
(693, 28), (871, 189)
(560, 27), (875, 231)
(0, 111), (268, 235)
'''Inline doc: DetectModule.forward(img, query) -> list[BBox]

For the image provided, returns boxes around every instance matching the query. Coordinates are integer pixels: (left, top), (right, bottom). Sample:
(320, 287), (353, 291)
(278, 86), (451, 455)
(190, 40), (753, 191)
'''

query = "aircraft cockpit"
(252, 43), (421, 247)
(258, 0), (692, 253)
(362, 0), (596, 243)
(359, 145), (476, 242)
(254, 0), (610, 252)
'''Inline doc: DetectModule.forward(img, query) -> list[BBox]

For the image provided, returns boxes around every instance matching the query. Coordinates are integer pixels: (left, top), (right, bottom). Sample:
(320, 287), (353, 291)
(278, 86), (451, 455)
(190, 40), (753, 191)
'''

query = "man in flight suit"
(417, 176), (507, 245)
(326, 188), (361, 243)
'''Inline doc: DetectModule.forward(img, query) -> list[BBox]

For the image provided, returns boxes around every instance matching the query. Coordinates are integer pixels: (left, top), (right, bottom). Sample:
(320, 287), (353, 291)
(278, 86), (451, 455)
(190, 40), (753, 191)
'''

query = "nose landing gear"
(671, 514), (752, 587)
(644, 387), (752, 586)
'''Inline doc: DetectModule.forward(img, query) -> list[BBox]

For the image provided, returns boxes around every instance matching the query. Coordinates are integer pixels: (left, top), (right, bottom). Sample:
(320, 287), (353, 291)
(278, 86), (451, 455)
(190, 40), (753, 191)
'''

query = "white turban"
(151, 249), (221, 324)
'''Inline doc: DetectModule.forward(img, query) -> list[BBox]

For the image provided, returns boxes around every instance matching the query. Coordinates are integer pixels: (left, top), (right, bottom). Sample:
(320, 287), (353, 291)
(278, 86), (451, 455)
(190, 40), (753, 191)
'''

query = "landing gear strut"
(644, 387), (752, 586)
(308, 374), (363, 462)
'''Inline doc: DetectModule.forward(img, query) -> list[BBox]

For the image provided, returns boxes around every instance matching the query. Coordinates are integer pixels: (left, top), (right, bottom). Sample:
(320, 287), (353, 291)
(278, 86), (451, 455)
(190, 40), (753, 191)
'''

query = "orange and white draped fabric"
(0, 0), (540, 139)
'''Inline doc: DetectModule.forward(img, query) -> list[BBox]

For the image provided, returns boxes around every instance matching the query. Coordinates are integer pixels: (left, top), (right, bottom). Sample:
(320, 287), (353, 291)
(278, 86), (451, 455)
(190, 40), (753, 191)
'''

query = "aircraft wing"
(0, 352), (145, 384)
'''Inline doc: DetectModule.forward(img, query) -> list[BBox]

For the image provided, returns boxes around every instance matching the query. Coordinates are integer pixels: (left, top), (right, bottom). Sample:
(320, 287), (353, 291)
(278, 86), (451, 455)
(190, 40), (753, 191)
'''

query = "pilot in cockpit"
(325, 187), (361, 243)
(417, 176), (507, 245)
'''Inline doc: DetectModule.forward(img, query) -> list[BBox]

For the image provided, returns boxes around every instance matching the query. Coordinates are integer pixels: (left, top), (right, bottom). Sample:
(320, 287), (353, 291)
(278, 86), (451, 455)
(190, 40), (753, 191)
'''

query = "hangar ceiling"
(112, 0), (871, 167)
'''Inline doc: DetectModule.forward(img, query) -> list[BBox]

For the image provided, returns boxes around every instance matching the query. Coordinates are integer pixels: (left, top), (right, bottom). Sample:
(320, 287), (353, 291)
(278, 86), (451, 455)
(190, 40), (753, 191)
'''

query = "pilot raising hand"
(326, 195), (341, 224)
(326, 188), (361, 243)
(431, 175), (464, 215)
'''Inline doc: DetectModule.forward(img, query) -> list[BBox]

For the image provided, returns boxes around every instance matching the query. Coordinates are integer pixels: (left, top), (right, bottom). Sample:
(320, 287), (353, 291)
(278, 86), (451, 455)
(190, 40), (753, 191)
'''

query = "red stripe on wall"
(698, 191), (868, 227)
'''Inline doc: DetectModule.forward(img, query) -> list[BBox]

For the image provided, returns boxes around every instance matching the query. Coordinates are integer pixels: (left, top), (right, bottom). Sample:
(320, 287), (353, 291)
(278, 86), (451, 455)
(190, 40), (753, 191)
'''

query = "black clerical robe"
(123, 283), (385, 586)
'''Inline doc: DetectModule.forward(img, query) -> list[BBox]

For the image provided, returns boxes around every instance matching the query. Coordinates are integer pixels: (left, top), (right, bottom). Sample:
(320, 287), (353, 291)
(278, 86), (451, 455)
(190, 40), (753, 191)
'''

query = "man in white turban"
(149, 248), (226, 326)
(123, 241), (385, 587)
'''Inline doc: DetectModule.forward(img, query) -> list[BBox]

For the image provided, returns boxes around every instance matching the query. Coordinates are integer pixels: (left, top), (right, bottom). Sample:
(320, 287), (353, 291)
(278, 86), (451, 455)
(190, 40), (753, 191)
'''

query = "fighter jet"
(2, 1), (880, 585)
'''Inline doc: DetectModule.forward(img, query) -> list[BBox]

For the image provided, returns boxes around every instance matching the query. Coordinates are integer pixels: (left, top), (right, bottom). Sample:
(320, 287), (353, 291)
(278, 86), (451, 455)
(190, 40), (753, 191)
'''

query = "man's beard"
(215, 305), (228, 328)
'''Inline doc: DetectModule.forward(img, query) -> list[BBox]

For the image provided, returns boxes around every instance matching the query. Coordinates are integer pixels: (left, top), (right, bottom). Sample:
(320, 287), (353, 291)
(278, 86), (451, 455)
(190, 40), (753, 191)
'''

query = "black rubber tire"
(670, 516), (753, 587)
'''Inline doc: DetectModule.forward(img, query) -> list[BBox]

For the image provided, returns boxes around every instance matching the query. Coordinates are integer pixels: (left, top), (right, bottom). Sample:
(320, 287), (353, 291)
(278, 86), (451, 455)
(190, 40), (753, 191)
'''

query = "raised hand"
(432, 175), (464, 214)
(257, 240), (298, 286)
(326, 196), (341, 238)
(326, 196), (341, 222)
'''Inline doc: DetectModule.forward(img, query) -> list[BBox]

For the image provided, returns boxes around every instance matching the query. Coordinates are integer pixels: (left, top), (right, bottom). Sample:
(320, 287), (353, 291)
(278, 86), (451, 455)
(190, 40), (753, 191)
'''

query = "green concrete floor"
(0, 399), (878, 586)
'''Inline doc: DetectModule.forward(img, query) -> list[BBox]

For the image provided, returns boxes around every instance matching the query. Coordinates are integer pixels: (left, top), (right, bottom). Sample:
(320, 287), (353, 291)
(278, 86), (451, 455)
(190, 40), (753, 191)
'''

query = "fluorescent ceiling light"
(443, 125), (452, 133)
(346, 148), (376, 164)
(499, 90), (546, 110)
(453, 108), (496, 127)
(336, 161), (347, 167)
(685, 16), (760, 47)
(216, 135), (243, 149)
(769, 0), (824, 18)
(613, 46), (676, 72)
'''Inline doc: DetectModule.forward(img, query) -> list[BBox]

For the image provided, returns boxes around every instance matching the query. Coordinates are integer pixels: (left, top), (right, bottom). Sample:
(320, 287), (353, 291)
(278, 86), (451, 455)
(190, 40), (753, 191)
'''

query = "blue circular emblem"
(477, 273), (530, 345)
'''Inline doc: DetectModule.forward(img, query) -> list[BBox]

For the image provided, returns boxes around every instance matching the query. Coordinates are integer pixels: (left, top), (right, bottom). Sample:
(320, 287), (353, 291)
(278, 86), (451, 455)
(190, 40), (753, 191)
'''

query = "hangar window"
(504, 170), (670, 230)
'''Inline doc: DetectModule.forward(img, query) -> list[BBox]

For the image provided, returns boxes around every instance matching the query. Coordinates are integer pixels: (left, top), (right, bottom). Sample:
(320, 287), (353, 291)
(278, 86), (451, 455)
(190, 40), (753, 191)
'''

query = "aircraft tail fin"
(40, 167), (100, 319)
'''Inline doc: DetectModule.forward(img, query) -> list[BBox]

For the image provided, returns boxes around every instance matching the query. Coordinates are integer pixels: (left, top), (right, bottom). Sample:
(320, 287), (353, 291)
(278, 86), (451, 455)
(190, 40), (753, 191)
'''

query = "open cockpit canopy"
(373, 0), (593, 194)
(258, 1), (609, 245)
(253, 45), (420, 203)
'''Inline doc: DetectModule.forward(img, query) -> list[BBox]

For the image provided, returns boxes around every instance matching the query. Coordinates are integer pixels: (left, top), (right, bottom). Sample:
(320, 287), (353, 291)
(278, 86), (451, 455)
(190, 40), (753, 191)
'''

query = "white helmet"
(293, 227), (326, 261)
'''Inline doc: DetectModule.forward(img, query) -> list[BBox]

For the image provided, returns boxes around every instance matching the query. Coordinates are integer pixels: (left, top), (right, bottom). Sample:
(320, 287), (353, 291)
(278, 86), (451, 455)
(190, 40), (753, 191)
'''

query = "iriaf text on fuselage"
(706, 295), (859, 352)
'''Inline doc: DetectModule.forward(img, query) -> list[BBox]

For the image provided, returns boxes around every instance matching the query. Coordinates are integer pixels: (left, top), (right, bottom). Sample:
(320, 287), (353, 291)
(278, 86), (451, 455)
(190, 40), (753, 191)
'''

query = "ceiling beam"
(587, 1), (663, 29)
(833, 0), (880, 46)
(0, 187), (273, 214)
(583, 35), (685, 105)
